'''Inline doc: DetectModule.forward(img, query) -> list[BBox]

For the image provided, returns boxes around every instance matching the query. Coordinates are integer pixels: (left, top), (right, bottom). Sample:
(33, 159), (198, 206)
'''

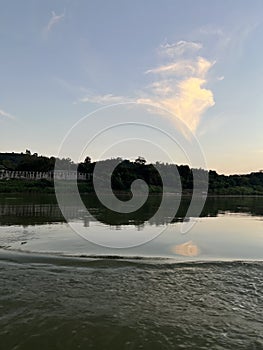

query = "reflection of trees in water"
(201, 196), (263, 218)
(0, 195), (262, 227)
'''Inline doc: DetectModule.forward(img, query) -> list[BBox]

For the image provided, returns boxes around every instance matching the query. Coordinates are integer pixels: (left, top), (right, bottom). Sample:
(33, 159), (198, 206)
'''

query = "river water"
(0, 194), (262, 349)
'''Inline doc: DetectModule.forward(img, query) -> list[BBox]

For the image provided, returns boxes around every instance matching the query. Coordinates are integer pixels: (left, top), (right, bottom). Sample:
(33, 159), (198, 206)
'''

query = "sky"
(1, 0), (263, 174)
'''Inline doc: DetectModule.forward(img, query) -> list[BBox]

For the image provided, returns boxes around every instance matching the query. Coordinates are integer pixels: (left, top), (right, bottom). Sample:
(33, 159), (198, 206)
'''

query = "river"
(0, 194), (262, 349)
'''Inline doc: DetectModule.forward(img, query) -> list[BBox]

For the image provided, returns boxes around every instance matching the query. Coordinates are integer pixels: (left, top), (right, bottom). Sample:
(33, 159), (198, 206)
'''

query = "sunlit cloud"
(79, 39), (216, 134)
(158, 78), (214, 133)
(43, 10), (65, 38)
(0, 109), (15, 120)
(143, 41), (215, 133)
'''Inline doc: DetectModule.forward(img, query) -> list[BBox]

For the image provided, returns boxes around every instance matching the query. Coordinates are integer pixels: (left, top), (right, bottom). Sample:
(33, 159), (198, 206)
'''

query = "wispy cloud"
(198, 112), (226, 137)
(43, 10), (65, 38)
(79, 94), (132, 104)
(198, 20), (261, 61)
(146, 56), (214, 77)
(0, 109), (15, 120)
(159, 40), (202, 58)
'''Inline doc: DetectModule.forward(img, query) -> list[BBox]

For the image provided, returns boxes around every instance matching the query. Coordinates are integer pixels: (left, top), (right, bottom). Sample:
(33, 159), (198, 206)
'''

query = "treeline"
(80, 158), (263, 195)
(0, 152), (263, 195)
(81, 158), (196, 194)
(208, 170), (263, 195)
(0, 151), (77, 171)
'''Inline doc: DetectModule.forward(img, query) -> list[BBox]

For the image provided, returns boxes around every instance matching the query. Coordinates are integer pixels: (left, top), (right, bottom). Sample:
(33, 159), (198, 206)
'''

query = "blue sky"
(1, 0), (263, 174)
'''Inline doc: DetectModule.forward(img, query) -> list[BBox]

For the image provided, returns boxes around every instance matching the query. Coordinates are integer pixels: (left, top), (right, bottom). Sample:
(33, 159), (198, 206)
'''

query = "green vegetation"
(0, 179), (54, 193)
(208, 170), (263, 195)
(0, 151), (76, 171)
(0, 152), (263, 195)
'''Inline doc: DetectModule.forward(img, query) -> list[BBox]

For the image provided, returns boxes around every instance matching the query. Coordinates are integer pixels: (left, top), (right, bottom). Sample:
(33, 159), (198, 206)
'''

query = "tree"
(84, 156), (91, 164)
(135, 156), (146, 165)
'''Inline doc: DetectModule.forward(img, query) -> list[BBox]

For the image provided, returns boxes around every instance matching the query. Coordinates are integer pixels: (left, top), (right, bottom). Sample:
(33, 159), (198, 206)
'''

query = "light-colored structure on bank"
(0, 169), (89, 181)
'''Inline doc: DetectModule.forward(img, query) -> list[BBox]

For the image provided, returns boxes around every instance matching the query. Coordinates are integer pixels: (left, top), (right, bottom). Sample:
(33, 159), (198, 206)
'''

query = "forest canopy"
(0, 151), (263, 195)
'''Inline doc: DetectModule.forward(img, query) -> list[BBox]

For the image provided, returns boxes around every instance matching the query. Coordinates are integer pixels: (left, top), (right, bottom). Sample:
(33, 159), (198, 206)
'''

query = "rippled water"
(0, 195), (263, 349)
(1, 255), (263, 350)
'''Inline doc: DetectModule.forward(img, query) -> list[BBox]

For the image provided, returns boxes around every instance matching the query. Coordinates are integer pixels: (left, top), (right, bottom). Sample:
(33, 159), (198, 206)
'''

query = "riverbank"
(1, 178), (263, 196)
(0, 179), (92, 194)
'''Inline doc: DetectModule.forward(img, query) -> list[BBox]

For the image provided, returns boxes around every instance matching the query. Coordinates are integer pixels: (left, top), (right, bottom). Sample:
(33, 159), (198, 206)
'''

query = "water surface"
(0, 194), (262, 349)
(0, 194), (262, 260)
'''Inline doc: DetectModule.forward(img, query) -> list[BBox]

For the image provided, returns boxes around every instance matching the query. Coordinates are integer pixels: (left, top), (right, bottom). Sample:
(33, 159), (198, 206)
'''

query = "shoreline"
(0, 190), (263, 198)
(1, 179), (263, 196)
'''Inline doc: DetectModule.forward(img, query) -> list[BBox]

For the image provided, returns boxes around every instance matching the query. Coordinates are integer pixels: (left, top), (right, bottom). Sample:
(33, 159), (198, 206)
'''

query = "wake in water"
(0, 249), (262, 350)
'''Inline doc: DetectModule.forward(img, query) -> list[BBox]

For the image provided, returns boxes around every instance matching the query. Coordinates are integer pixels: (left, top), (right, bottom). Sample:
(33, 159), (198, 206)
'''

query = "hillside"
(0, 152), (263, 195)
